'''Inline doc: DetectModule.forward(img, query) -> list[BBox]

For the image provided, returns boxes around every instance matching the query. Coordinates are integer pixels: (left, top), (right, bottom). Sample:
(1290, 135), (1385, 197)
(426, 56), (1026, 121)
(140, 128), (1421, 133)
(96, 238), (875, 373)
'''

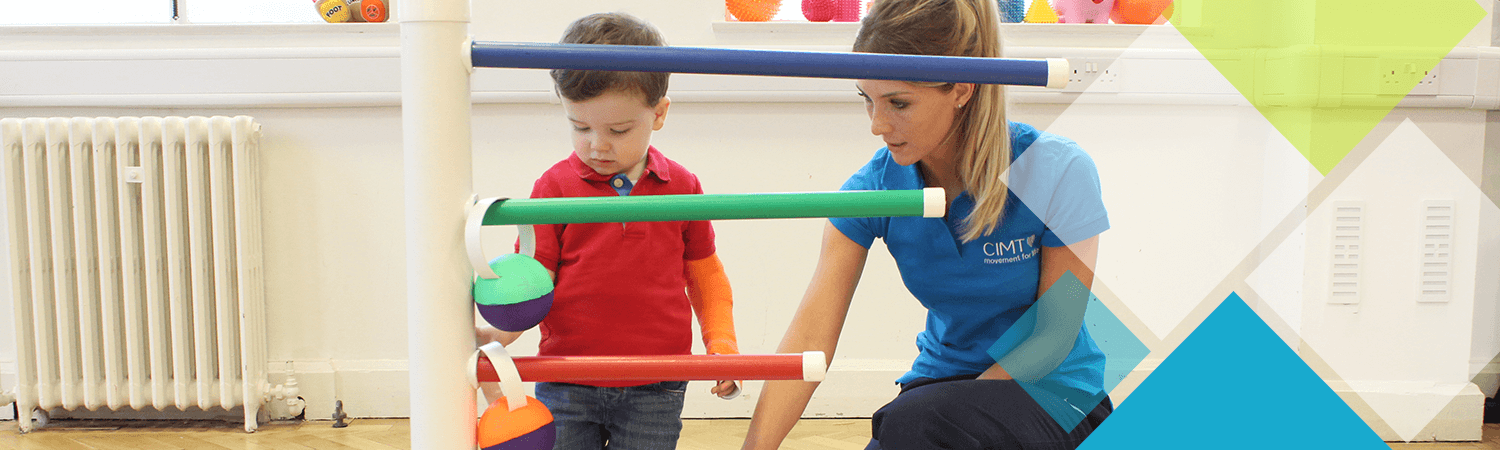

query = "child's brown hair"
(551, 12), (669, 107)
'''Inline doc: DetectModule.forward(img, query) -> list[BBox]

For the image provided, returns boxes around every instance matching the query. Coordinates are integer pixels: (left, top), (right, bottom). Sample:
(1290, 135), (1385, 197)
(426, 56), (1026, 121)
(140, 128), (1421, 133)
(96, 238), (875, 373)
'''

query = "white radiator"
(1, 116), (268, 432)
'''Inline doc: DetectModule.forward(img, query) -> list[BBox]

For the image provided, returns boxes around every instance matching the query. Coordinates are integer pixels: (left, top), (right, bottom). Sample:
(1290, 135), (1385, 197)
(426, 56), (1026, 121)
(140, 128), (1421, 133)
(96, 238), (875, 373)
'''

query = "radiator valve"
(264, 363), (308, 419)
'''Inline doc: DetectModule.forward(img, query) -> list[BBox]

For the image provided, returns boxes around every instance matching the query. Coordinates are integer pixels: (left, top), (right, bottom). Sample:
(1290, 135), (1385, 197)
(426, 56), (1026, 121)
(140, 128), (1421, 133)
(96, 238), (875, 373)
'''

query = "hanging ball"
(478, 396), (556, 450)
(473, 253), (554, 332)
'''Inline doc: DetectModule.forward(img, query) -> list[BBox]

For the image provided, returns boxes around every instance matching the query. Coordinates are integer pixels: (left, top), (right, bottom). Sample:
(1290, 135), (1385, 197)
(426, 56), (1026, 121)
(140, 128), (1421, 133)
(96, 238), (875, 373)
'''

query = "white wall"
(1477, 110), (1500, 398)
(0, 1), (1497, 438)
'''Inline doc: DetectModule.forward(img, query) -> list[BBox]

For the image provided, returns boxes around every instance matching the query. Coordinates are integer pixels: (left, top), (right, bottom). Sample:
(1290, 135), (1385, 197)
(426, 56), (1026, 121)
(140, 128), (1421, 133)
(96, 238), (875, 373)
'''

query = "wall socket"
(1410, 62), (1442, 96)
(1063, 58), (1120, 93)
(1380, 59), (1441, 96)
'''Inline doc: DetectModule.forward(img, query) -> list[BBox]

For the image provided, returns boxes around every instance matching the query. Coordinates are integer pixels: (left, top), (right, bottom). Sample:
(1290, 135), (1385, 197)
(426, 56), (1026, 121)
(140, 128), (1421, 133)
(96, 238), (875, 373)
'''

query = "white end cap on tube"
(803, 351), (828, 382)
(1046, 58), (1070, 89)
(922, 187), (945, 218)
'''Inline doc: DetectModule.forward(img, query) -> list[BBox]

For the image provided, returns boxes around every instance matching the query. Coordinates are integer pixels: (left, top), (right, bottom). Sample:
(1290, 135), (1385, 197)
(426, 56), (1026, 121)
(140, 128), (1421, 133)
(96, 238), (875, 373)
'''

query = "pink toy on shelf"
(1053, 0), (1115, 24)
(803, 0), (834, 21)
(832, 0), (860, 22)
(803, 0), (859, 22)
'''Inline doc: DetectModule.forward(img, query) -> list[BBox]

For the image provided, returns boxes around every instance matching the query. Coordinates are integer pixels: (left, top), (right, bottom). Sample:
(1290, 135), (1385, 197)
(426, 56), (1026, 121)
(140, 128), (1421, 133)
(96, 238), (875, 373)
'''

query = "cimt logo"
(983, 235), (1036, 257)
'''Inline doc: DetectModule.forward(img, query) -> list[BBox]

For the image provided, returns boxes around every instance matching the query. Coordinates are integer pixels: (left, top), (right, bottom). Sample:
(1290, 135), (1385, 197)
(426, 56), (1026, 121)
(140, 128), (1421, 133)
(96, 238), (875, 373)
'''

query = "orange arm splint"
(685, 253), (738, 356)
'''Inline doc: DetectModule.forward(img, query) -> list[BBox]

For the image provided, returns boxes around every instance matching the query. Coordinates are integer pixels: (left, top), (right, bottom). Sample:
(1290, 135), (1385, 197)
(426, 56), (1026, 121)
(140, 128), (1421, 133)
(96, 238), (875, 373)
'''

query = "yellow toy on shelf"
(315, 0), (352, 22)
(1024, 0), (1059, 23)
(315, 0), (389, 23)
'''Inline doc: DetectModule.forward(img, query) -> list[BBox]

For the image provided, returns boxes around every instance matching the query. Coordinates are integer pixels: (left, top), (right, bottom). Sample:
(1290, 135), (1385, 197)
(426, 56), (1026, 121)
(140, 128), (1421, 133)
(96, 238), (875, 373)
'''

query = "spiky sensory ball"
(728, 0), (781, 21)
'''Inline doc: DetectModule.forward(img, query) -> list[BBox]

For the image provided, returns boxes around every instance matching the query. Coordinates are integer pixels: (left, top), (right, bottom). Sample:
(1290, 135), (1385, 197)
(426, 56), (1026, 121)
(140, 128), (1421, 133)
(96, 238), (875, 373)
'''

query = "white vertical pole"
(401, 0), (474, 447)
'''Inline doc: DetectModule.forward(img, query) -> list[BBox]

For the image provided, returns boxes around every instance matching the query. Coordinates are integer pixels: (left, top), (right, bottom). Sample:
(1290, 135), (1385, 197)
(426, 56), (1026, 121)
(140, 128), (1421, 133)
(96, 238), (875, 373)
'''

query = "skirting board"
(0, 360), (411, 423)
(1473, 359), (1500, 398)
(1, 360), (1489, 440)
(1, 369), (13, 420)
(1329, 382), (1486, 442)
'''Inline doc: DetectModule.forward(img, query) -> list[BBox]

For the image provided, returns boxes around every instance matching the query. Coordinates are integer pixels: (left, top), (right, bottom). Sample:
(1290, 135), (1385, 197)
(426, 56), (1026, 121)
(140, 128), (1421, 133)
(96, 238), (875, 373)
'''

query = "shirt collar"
(568, 146), (671, 183)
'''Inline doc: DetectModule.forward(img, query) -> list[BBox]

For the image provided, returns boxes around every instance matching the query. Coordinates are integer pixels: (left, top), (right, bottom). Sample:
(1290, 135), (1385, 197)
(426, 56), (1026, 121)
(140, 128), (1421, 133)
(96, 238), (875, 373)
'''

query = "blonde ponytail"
(855, 0), (1012, 242)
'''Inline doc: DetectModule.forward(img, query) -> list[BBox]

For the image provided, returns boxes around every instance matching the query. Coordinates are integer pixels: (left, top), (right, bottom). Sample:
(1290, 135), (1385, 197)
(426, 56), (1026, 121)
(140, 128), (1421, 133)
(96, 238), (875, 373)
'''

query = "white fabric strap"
(517, 224), (536, 258)
(474, 342), (528, 411)
(467, 197), (505, 279)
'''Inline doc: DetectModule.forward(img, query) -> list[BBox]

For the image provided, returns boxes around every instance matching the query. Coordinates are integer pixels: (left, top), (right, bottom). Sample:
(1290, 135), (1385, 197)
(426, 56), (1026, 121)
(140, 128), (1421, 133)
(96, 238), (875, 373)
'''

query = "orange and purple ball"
(478, 396), (555, 450)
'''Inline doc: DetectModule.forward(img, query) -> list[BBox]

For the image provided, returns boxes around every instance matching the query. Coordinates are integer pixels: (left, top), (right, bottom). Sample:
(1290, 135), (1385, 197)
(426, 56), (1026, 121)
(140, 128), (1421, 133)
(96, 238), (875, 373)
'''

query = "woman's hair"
(853, 0), (1010, 243)
(551, 12), (669, 107)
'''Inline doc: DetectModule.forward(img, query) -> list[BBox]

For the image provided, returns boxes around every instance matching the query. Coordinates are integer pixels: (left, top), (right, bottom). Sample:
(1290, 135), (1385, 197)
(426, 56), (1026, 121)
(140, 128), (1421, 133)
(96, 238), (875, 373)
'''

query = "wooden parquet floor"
(3, 419), (1498, 449)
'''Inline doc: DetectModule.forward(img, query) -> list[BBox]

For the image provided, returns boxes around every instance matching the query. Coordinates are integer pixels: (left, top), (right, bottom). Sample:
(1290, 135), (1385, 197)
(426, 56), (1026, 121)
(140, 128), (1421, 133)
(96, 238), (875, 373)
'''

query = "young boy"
(475, 12), (740, 450)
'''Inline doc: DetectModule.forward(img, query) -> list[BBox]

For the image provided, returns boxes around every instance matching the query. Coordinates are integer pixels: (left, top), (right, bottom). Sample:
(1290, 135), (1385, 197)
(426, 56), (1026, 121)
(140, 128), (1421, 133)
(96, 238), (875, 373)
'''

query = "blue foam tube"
(471, 42), (1057, 87)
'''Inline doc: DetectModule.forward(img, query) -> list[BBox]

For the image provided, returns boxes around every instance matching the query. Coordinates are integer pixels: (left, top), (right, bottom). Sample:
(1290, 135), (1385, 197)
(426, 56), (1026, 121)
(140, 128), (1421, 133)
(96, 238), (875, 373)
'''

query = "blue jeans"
(534, 381), (688, 450)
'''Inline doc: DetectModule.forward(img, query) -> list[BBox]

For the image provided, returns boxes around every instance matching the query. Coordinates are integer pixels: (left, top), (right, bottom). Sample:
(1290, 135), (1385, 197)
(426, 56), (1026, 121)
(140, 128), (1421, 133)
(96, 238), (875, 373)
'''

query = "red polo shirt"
(520, 147), (716, 386)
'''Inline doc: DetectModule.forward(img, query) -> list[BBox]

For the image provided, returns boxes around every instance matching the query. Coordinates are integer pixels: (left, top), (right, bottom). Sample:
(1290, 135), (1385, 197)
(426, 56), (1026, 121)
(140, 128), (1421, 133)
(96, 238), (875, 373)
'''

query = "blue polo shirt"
(830, 122), (1109, 400)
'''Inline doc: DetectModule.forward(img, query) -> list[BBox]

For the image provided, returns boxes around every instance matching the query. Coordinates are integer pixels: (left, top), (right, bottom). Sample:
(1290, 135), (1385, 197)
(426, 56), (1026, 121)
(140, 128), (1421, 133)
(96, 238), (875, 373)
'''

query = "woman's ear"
(953, 83), (976, 108)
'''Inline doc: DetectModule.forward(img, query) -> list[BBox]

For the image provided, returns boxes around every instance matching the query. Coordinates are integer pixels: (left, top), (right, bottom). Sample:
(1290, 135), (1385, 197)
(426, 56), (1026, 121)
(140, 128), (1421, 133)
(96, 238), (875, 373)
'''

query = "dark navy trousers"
(864, 374), (1113, 450)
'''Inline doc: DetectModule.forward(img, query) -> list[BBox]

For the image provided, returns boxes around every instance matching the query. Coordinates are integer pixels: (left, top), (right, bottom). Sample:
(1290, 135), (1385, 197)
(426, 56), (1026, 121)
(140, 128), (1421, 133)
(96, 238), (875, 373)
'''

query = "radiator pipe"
(264, 363), (306, 419)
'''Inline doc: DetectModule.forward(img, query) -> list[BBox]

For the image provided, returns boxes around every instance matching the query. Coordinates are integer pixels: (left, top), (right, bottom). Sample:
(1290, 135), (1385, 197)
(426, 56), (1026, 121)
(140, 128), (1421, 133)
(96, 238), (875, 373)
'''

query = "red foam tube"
(477, 353), (822, 383)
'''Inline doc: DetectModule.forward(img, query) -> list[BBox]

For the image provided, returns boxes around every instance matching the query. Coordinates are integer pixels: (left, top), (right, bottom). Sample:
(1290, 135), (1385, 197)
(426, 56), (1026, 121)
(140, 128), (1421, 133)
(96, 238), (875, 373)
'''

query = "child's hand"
(712, 380), (741, 399)
(475, 325), (500, 346)
(475, 325), (522, 347)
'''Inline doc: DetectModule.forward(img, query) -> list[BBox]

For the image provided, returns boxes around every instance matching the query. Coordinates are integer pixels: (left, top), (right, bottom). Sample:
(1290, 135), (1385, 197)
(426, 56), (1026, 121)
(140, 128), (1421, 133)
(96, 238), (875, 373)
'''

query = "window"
(3, 0), (172, 24)
(1, 0), (353, 24)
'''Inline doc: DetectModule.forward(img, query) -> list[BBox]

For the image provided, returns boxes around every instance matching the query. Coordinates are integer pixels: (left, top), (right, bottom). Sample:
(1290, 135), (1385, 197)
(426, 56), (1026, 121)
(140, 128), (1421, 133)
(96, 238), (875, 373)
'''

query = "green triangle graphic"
(1170, 0), (1485, 174)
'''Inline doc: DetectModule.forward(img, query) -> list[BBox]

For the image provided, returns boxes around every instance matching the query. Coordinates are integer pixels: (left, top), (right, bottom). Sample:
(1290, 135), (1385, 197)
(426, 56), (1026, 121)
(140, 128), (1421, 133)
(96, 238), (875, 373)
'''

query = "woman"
(741, 0), (1111, 448)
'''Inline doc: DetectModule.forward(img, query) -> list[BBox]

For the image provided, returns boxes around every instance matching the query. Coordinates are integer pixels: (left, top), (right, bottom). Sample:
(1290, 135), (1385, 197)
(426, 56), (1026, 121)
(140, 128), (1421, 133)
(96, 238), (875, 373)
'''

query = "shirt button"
(613, 178), (625, 188)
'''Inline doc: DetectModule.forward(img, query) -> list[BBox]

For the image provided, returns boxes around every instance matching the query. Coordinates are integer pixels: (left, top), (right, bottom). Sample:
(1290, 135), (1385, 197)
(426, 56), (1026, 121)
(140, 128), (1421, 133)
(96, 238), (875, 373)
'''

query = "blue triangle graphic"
(1078, 294), (1388, 450)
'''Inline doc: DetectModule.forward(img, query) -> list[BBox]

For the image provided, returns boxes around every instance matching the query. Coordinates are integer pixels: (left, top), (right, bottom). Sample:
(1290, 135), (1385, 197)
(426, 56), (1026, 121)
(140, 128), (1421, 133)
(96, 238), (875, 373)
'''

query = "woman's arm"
(741, 222), (870, 450)
(979, 235), (1099, 381)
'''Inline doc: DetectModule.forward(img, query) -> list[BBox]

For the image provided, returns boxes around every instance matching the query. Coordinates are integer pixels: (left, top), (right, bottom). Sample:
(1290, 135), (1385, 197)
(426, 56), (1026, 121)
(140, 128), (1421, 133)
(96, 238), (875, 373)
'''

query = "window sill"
(711, 20), (862, 35)
(712, 21), (1189, 48)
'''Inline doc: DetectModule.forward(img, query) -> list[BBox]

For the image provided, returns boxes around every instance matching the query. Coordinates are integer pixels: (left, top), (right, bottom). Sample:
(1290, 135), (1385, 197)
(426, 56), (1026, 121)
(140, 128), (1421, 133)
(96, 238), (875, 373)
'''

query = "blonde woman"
(742, 0), (1111, 448)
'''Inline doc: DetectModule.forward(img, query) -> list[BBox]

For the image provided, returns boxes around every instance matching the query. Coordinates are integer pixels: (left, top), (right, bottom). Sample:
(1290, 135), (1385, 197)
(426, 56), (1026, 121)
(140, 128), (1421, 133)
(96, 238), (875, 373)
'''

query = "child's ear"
(652, 96), (670, 131)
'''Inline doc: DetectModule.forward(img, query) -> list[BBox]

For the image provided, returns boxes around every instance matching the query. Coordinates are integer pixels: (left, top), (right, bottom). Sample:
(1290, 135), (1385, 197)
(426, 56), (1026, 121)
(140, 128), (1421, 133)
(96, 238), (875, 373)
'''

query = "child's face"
(562, 90), (669, 178)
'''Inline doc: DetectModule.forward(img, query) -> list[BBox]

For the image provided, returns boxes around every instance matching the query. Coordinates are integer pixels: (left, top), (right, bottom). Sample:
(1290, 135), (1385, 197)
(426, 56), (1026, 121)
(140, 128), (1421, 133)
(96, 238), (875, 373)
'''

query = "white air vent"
(1418, 200), (1454, 303)
(1329, 201), (1364, 305)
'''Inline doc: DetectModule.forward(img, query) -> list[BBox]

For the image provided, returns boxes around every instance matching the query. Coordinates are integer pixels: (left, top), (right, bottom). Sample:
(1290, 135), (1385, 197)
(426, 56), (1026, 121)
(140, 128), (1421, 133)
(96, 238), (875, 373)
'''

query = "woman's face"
(856, 79), (973, 166)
